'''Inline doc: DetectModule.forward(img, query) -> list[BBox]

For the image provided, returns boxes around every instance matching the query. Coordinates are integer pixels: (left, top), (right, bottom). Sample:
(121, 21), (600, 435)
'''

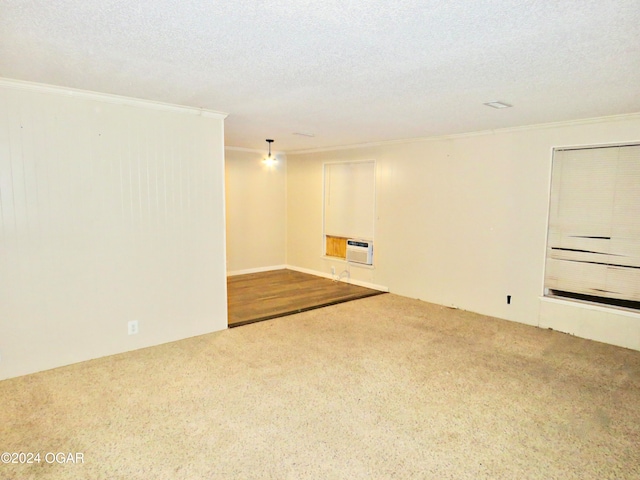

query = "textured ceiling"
(1, 1), (639, 152)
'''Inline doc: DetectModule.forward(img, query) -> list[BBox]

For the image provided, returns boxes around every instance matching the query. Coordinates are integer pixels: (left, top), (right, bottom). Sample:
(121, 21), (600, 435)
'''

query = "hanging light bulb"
(263, 139), (276, 166)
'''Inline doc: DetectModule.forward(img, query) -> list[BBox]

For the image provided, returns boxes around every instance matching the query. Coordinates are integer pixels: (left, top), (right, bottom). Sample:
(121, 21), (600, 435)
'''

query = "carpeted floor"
(1, 294), (639, 479)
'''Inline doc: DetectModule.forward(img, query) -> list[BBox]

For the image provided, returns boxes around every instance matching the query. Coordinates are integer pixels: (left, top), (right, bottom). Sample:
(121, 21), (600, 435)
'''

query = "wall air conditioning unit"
(346, 239), (373, 265)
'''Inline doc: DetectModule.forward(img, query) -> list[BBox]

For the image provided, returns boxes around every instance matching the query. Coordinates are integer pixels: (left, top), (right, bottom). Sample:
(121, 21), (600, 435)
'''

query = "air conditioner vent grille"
(346, 239), (373, 265)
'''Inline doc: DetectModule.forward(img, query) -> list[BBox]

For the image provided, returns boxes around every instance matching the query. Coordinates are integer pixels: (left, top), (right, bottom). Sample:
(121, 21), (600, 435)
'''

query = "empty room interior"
(1, 1), (640, 479)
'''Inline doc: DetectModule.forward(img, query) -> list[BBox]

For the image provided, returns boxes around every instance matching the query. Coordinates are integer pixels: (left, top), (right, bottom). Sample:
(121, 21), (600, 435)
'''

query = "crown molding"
(0, 77), (228, 120)
(287, 112), (640, 155)
(225, 146), (264, 153)
(225, 145), (286, 156)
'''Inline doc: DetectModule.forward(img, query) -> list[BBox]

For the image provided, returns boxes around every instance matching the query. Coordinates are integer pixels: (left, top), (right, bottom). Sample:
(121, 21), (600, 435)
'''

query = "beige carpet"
(1, 294), (639, 479)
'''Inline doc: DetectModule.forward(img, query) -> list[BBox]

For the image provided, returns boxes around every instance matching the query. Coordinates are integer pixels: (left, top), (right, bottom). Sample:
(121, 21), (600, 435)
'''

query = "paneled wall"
(0, 80), (228, 380)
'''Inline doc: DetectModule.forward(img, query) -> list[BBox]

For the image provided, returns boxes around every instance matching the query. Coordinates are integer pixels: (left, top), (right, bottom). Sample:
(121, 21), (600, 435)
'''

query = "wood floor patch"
(227, 269), (385, 327)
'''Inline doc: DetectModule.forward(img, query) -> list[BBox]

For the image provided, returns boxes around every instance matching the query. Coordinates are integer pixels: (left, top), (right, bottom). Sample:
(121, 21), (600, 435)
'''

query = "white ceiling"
(1, 1), (639, 152)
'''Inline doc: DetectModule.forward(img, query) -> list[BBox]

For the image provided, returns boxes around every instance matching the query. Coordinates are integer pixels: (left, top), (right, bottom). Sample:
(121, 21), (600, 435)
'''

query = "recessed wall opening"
(544, 143), (640, 312)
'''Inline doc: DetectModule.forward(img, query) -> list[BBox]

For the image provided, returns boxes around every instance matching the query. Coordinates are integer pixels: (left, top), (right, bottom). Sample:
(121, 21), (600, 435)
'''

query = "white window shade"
(545, 145), (640, 306)
(324, 161), (375, 240)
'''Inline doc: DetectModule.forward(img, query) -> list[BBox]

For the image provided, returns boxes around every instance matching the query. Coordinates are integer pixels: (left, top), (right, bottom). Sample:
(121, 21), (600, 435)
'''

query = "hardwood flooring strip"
(227, 269), (385, 327)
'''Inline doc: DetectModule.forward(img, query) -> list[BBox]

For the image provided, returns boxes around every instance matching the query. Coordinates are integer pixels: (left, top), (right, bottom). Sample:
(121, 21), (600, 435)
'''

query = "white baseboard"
(286, 265), (389, 292)
(227, 264), (389, 292)
(227, 265), (287, 276)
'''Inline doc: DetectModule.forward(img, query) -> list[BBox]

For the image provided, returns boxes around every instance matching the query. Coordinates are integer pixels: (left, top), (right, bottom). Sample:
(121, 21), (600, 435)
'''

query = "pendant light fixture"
(263, 139), (276, 165)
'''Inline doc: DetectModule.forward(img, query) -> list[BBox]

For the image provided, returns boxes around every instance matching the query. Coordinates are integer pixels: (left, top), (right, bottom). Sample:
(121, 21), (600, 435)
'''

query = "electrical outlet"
(331, 266), (336, 275)
(128, 320), (139, 335)
(507, 295), (512, 305)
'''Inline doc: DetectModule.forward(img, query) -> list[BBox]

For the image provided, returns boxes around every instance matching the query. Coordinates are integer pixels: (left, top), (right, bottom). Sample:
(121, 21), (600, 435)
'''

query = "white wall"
(0, 80), (228, 380)
(286, 114), (640, 350)
(225, 148), (286, 274)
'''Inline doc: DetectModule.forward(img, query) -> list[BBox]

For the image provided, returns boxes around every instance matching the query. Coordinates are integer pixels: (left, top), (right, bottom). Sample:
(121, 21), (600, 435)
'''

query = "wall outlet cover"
(128, 320), (139, 335)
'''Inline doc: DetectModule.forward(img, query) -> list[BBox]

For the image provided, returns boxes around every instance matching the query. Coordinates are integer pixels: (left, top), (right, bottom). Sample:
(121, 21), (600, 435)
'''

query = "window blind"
(324, 161), (375, 241)
(545, 144), (640, 305)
